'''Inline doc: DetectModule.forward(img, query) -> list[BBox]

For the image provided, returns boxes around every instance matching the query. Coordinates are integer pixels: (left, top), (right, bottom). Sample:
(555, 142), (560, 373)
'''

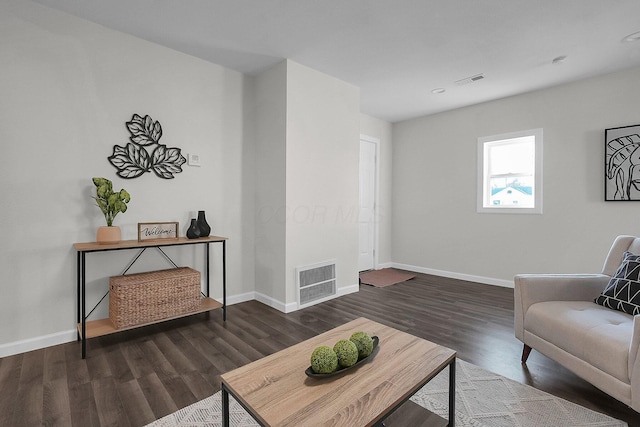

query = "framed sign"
(605, 124), (640, 201)
(138, 222), (179, 241)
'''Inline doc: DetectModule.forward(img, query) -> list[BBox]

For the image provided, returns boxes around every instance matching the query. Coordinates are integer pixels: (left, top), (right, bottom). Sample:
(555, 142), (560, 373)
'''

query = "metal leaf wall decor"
(108, 114), (186, 179)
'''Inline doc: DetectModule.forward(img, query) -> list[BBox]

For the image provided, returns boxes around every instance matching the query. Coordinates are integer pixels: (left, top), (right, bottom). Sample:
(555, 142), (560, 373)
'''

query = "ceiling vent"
(455, 73), (485, 86)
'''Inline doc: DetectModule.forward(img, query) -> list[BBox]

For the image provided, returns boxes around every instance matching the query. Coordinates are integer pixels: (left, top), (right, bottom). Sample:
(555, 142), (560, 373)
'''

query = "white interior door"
(359, 138), (377, 272)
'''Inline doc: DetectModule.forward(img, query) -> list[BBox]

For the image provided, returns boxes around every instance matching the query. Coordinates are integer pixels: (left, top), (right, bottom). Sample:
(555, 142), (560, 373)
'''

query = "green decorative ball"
(310, 346), (338, 374)
(350, 331), (374, 358)
(333, 339), (359, 368)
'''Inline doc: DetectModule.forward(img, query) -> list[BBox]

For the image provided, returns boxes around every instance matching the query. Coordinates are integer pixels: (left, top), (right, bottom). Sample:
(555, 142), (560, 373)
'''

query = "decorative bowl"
(305, 336), (379, 378)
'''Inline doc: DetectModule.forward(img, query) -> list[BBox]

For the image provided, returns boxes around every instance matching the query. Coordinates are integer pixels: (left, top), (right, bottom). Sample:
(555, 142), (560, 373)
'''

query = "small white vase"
(96, 226), (121, 244)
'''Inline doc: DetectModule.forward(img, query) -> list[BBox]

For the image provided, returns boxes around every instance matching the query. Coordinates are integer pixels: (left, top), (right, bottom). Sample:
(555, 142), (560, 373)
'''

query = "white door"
(359, 138), (377, 272)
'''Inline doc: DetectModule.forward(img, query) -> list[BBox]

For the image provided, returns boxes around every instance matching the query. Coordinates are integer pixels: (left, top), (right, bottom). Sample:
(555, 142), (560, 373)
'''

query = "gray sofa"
(515, 235), (640, 412)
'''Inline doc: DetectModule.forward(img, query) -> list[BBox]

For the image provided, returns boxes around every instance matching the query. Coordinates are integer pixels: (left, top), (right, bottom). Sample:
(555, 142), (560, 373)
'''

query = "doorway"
(359, 136), (379, 272)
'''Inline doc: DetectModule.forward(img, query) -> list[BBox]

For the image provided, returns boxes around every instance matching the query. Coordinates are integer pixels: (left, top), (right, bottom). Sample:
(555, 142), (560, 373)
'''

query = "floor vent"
(297, 260), (336, 309)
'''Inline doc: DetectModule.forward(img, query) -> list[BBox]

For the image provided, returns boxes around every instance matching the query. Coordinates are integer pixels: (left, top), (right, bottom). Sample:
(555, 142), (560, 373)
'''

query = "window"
(477, 128), (543, 214)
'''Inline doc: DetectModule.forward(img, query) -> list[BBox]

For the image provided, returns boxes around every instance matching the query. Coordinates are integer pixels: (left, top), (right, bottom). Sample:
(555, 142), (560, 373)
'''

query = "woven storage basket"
(109, 267), (201, 329)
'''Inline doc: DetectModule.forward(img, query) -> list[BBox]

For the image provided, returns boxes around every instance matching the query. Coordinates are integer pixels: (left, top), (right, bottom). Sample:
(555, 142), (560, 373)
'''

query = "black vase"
(186, 218), (201, 239)
(197, 210), (211, 237)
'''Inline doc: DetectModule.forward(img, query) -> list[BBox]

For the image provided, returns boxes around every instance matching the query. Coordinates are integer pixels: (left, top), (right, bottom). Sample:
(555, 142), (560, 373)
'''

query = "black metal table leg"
(76, 251), (81, 341)
(205, 242), (210, 297)
(449, 357), (456, 427)
(81, 251), (87, 359)
(222, 240), (226, 321)
(222, 383), (230, 427)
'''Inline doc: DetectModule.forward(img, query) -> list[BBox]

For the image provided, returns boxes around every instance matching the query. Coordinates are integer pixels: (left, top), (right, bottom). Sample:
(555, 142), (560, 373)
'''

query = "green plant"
(350, 331), (374, 358)
(333, 339), (358, 368)
(310, 346), (338, 374)
(92, 177), (131, 226)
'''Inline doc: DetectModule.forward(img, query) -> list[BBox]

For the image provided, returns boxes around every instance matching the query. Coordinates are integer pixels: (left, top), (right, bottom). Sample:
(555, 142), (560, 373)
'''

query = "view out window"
(477, 128), (543, 214)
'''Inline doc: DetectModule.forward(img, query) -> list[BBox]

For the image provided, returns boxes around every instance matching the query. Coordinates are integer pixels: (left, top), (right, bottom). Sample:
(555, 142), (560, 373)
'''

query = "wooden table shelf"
(77, 297), (223, 339)
(75, 236), (227, 358)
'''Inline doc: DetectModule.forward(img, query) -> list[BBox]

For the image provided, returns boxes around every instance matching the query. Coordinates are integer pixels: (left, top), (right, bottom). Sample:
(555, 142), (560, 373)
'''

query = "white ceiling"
(32, 0), (640, 123)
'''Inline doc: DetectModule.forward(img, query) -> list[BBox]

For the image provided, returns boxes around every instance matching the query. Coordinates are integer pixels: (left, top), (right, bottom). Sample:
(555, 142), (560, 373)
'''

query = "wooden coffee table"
(220, 317), (456, 426)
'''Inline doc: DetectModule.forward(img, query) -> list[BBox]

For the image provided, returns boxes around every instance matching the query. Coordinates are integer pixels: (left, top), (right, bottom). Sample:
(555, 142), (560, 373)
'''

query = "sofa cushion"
(525, 301), (632, 383)
(595, 251), (640, 315)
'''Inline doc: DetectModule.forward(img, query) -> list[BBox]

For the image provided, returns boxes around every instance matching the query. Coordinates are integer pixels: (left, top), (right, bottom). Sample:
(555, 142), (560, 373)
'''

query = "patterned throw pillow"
(595, 251), (640, 315)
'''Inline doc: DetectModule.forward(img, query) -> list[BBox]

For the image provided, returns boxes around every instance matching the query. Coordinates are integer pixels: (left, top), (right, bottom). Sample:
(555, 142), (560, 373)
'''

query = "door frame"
(359, 134), (381, 271)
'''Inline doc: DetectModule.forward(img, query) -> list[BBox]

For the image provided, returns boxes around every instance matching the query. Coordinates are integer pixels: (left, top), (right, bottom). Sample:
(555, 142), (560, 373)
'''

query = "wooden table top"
(220, 317), (456, 426)
(74, 235), (227, 252)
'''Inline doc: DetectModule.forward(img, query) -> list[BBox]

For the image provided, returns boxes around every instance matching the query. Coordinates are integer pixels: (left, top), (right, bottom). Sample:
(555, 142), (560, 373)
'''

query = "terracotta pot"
(96, 226), (121, 244)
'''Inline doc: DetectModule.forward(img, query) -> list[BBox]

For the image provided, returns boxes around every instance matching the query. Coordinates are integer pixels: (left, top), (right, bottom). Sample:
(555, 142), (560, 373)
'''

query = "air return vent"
(455, 73), (485, 86)
(297, 260), (336, 309)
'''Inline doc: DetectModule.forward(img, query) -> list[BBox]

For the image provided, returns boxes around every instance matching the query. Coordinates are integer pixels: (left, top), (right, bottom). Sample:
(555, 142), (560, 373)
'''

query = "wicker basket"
(109, 267), (201, 329)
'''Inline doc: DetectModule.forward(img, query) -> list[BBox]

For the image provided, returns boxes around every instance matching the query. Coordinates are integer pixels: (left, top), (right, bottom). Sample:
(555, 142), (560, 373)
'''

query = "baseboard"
(0, 329), (77, 358)
(391, 263), (514, 288)
(376, 261), (393, 269)
(338, 283), (359, 296)
(256, 283), (360, 313)
(213, 291), (255, 306)
(254, 291), (297, 313)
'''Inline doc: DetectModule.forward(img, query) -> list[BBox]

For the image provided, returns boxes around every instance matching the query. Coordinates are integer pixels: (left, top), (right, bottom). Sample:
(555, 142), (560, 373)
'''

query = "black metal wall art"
(108, 114), (186, 179)
(605, 124), (640, 201)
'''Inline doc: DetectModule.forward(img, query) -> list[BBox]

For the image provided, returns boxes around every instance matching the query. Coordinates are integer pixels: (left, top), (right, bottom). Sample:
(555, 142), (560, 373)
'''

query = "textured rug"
(359, 268), (416, 287)
(146, 359), (627, 427)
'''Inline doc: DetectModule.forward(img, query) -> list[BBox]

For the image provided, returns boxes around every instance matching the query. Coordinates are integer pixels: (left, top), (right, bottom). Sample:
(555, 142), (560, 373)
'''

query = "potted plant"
(92, 177), (131, 243)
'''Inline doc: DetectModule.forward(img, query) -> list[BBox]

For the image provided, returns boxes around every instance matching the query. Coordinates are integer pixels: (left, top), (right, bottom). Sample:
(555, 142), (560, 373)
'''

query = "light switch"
(188, 153), (201, 166)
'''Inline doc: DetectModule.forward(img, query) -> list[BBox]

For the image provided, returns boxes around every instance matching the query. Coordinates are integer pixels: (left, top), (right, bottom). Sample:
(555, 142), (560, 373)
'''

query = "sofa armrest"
(514, 274), (610, 342)
(630, 315), (640, 411)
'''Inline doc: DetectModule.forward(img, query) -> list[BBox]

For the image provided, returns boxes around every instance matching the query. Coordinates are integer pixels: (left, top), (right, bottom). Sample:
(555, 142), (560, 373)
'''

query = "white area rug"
(147, 359), (627, 427)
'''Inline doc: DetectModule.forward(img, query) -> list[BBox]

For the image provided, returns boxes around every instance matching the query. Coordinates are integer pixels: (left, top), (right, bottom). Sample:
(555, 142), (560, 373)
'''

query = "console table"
(74, 235), (227, 358)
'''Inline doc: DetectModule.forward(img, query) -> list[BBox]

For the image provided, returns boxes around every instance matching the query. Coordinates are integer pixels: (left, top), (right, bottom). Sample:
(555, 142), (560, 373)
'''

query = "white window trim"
(477, 128), (543, 214)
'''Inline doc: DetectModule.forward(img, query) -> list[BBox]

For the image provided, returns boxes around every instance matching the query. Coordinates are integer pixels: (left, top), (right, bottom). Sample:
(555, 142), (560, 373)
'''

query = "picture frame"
(137, 222), (179, 241)
(605, 124), (640, 201)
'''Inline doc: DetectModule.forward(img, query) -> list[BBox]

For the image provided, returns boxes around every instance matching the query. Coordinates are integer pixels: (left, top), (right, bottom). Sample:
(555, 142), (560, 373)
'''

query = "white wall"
(0, 0), (254, 356)
(360, 114), (393, 267)
(252, 60), (362, 311)
(0, 2), (376, 356)
(253, 61), (288, 304)
(392, 66), (640, 286)
(285, 61), (361, 307)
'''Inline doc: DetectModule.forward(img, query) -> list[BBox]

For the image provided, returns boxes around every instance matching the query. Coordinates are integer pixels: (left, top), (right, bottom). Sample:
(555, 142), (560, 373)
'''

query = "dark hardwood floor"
(2, 272), (639, 426)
